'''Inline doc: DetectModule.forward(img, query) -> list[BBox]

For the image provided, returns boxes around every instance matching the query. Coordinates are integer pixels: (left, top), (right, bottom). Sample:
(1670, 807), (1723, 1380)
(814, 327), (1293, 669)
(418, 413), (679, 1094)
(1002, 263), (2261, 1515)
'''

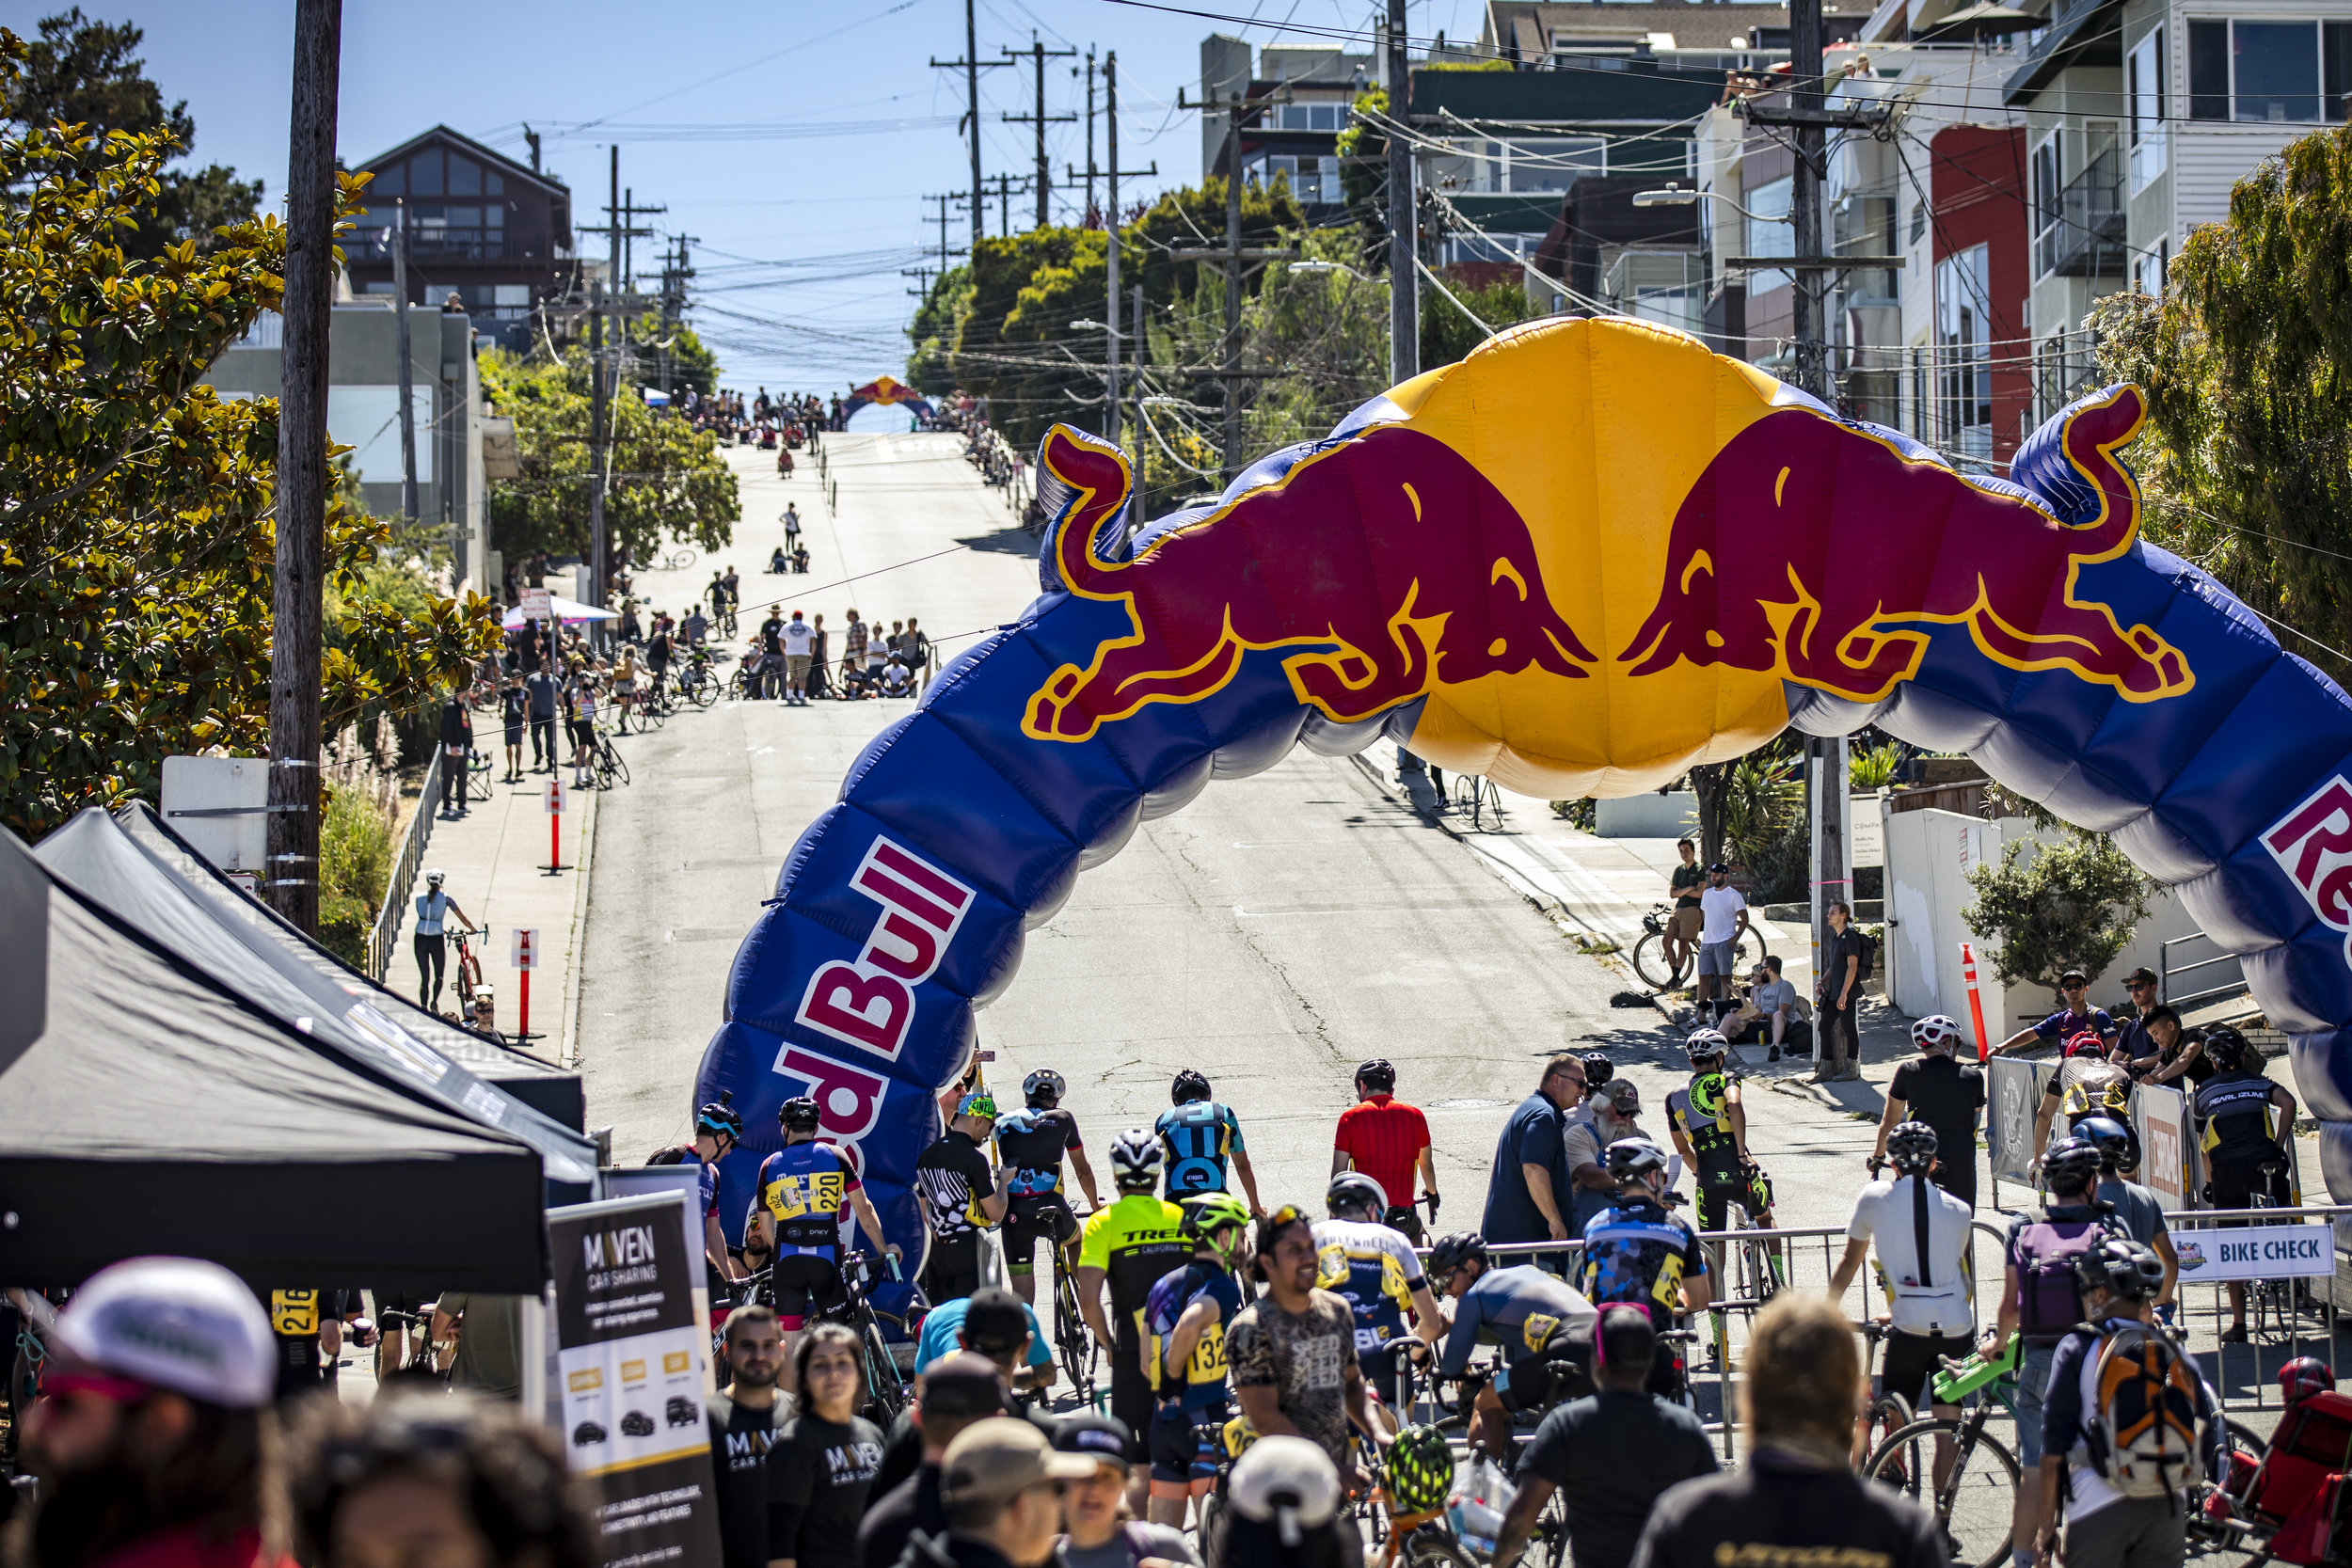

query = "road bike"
(828, 1254), (914, 1425)
(1853, 1320), (1918, 1467)
(589, 724), (630, 790)
(654, 546), (697, 573)
(2241, 1157), (2316, 1338)
(624, 684), (667, 732)
(674, 655), (721, 709)
(449, 928), (487, 1014)
(1450, 773), (1506, 832)
(1630, 904), (1751, 993)
(1043, 1228), (1098, 1409)
(1864, 1346), (2024, 1568)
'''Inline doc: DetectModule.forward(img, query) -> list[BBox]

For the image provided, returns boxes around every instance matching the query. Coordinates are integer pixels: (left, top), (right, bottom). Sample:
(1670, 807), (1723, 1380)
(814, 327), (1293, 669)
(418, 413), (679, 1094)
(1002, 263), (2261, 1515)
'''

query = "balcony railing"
(346, 227), (532, 263)
(2036, 150), (2125, 277)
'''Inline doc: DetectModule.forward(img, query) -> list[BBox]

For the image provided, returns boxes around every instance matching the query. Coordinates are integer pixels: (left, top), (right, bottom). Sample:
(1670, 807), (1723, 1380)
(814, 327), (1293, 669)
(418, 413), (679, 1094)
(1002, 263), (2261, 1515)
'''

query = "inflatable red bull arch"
(698, 316), (2352, 1258)
(843, 374), (934, 422)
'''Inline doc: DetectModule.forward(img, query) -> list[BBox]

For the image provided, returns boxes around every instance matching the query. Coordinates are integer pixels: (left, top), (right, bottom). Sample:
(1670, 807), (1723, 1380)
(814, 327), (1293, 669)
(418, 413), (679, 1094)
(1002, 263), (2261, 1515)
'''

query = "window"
(2187, 20), (2347, 120)
(449, 156), (480, 196)
(1248, 151), (1342, 204)
(2190, 21), (2230, 117)
(373, 162), (404, 197)
(1745, 174), (1792, 293)
(1274, 103), (1345, 131)
(1910, 197), (1927, 245)
(2129, 28), (2167, 192)
(2031, 133), (2062, 276)
(410, 150), (443, 196)
(2135, 240), (2168, 294)
(1502, 136), (1607, 192)
(2329, 23), (2352, 117)
(1935, 244), (1993, 458)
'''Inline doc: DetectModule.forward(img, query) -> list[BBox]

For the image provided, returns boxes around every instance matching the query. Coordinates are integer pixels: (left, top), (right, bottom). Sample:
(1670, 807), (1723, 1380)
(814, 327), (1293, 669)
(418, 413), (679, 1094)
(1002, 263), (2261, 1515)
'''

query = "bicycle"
(2242, 1157), (2312, 1338)
(625, 684), (668, 732)
(1630, 904), (1750, 994)
(449, 928), (487, 1014)
(1853, 1321), (1918, 1471)
(1045, 1234), (1098, 1411)
(1865, 1344), (2024, 1568)
(656, 546), (698, 573)
(674, 655), (721, 709)
(1449, 773), (1506, 832)
(585, 725), (630, 790)
(827, 1253), (913, 1426)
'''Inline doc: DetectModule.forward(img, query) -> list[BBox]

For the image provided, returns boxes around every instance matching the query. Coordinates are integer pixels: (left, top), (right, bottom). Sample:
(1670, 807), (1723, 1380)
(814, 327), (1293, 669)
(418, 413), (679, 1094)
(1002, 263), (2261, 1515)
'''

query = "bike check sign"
(2172, 1224), (2336, 1282)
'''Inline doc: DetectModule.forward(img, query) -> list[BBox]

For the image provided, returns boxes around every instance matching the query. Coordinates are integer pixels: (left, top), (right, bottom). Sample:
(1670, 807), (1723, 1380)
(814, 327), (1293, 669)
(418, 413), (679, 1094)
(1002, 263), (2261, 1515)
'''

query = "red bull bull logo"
(1023, 425), (1595, 742)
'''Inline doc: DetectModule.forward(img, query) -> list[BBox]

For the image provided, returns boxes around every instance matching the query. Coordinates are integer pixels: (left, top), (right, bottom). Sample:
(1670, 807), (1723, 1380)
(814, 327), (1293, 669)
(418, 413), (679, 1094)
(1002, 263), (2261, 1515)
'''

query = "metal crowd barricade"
(2159, 1201), (2350, 1421)
(365, 746), (440, 981)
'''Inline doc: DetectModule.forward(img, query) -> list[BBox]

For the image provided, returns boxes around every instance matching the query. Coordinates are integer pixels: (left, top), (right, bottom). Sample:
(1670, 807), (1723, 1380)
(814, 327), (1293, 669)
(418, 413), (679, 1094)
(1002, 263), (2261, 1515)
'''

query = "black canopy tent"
(116, 803), (586, 1133)
(0, 829), (549, 1293)
(37, 808), (596, 1202)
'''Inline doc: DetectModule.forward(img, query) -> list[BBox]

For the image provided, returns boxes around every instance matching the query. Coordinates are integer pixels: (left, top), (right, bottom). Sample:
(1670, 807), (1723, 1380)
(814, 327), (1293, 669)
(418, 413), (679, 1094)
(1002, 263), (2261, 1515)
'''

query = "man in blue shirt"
(1994, 969), (2118, 1054)
(1483, 1054), (1588, 1250)
(1154, 1071), (1263, 1216)
(914, 1291), (1057, 1396)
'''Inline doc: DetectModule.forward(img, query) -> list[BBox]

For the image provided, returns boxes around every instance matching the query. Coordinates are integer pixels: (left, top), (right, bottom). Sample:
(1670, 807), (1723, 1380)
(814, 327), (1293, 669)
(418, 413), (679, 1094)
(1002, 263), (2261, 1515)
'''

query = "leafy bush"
(317, 784), (394, 969)
(1850, 742), (1903, 790)
(1964, 832), (2153, 1004)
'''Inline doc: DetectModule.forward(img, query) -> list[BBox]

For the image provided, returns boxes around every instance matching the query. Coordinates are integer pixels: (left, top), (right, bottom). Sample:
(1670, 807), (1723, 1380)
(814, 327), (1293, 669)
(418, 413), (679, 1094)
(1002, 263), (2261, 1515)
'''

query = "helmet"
(2075, 1116), (2135, 1174)
(1022, 1069), (1066, 1105)
(2042, 1136), (2104, 1197)
(957, 1089), (999, 1121)
(778, 1097), (820, 1135)
(1179, 1192), (1252, 1243)
(1581, 1052), (1614, 1090)
(1424, 1231), (1488, 1279)
(1327, 1172), (1388, 1219)
(2281, 1357), (2337, 1403)
(695, 1096), (743, 1140)
(1171, 1069), (1213, 1105)
(1228, 1434), (1341, 1545)
(1912, 1015), (1964, 1053)
(1886, 1120), (1939, 1174)
(1685, 1028), (1729, 1065)
(2203, 1025), (2249, 1072)
(1356, 1058), (1397, 1093)
(2063, 1030), (2106, 1059)
(1109, 1128), (1163, 1189)
(1384, 1425), (1456, 1515)
(2072, 1236), (2167, 1302)
(1605, 1137), (1670, 1186)
(425, 868), (446, 886)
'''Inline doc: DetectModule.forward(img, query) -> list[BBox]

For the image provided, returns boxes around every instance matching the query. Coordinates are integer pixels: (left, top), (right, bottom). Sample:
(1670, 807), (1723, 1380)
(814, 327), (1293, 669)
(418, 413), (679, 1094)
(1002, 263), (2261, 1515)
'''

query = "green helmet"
(1386, 1424), (1455, 1515)
(1180, 1191), (1253, 1243)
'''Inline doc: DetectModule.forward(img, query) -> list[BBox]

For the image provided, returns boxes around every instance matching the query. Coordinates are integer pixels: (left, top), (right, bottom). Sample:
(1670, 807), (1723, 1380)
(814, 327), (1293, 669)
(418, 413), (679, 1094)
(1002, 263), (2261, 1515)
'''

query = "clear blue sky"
(7, 0), (1476, 391)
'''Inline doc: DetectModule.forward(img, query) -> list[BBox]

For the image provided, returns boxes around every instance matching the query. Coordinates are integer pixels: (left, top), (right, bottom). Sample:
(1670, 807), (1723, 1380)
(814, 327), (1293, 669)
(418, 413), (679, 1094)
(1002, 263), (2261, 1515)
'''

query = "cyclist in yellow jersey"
(1076, 1130), (1188, 1472)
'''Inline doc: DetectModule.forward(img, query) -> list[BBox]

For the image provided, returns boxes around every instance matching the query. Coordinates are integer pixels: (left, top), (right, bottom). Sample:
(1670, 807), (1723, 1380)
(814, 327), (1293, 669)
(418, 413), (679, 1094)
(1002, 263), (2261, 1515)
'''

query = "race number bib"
(271, 1290), (319, 1338)
(1521, 1311), (1562, 1355)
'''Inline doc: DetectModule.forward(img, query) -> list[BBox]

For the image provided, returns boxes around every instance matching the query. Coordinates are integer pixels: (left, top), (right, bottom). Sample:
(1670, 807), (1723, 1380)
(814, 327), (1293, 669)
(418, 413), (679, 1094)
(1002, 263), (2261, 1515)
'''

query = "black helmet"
(2042, 1136), (2104, 1197)
(2076, 1116), (2135, 1174)
(778, 1097), (821, 1135)
(2073, 1236), (2167, 1302)
(1425, 1231), (1487, 1278)
(1886, 1120), (1939, 1175)
(1023, 1068), (1066, 1105)
(695, 1095), (743, 1140)
(1605, 1137), (1670, 1186)
(2203, 1025), (2249, 1072)
(1327, 1172), (1388, 1219)
(1356, 1058), (1397, 1092)
(1581, 1051), (1613, 1090)
(1171, 1069), (1213, 1105)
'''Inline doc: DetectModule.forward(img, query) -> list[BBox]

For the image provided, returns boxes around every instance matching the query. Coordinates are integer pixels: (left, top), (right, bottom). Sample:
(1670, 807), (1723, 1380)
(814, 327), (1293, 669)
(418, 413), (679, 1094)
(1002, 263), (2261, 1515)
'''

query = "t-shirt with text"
(1225, 1289), (1359, 1476)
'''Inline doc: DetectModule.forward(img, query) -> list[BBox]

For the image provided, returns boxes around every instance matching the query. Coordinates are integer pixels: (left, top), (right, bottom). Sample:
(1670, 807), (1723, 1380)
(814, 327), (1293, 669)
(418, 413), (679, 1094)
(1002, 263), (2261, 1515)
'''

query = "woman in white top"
(412, 869), (478, 1013)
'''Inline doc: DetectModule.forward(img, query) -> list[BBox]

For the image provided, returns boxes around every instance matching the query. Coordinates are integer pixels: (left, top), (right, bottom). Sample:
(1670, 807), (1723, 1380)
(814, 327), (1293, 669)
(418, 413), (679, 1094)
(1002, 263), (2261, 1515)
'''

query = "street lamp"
(1286, 260), (1371, 279)
(1065, 318), (1105, 331)
(1633, 185), (1791, 223)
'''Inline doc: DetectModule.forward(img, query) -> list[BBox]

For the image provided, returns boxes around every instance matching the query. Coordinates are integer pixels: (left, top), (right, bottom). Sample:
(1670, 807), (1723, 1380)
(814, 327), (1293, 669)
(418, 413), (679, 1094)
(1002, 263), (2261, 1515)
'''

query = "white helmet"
(425, 868), (446, 886)
(1912, 1015), (1964, 1053)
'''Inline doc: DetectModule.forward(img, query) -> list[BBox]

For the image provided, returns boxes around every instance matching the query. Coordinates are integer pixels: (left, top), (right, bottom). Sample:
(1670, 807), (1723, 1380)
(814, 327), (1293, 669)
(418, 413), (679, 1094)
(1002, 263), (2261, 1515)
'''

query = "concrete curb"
(559, 781), (599, 1069)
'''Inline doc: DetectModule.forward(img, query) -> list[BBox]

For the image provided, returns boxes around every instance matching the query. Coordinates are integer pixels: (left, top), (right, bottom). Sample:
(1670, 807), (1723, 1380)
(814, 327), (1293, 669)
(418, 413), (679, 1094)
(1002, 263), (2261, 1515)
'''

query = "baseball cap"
(2126, 966), (2159, 985)
(942, 1418), (1094, 1507)
(920, 1353), (1007, 1418)
(957, 1090), (999, 1120)
(49, 1257), (276, 1409)
(960, 1289), (1030, 1354)
(1054, 1414), (1134, 1470)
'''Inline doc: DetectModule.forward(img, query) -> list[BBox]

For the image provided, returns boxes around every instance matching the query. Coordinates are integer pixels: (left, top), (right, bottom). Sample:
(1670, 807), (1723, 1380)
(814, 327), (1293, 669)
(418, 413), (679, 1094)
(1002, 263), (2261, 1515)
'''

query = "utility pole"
(392, 201), (418, 527)
(930, 0), (1008, 248)
(658, 232), (695, 397)
(268, 0), (341, 934)
(1001, 35), (1076, 229)
(1385, 0), (1417, 389)
(1172, 86), (1291, 480)
(920, 193), (970, 273)
(983, 170), (1032, 235)
(1077, 51), (1096, 222)
(614, 185), (667, 293)
(1083, 53), (1155, 443)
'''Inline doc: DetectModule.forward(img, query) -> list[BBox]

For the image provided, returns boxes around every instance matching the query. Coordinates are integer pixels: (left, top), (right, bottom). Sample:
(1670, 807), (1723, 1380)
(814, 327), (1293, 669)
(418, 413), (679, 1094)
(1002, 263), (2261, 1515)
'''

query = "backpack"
(1852, 927), (1877, 982)
(2080, 1321), (2206, 1500)
(2011, 1211), (2118, 1342)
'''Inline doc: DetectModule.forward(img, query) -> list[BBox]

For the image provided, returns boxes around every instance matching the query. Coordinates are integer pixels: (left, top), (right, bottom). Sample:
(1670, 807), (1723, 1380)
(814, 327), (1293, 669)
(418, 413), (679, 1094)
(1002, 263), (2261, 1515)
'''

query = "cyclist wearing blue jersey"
(993, 1069), (1104, 1309)
(1314, 1173), (1443, 1417)
(1141, 1191), (1253, 1528)
(1577, 1138), (1709, 1394)
(753, 1097), (896, 1378)
(1154, 1070), (1263, 1216)
(648, 1097), (749, 1293)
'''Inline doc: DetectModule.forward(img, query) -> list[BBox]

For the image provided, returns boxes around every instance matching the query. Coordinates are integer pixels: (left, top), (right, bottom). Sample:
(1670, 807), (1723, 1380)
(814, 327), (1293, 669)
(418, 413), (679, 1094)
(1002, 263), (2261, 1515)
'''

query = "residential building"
(1200, 36), (1371, 211)
(202, 301), (492, 594)
(342, 126), (577, 353)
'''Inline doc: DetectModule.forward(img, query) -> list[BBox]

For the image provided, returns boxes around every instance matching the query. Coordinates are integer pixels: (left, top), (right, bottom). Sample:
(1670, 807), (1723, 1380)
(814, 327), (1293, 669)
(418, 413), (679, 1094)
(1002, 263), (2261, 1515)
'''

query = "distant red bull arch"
(843, 375), (933, 422)
(697, 317), (2352, 1268)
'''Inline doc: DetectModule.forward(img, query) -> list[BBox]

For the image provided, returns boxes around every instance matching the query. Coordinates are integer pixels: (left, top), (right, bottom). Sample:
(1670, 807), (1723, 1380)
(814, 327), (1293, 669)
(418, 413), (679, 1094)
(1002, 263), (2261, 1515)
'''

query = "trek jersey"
(1438, 1264), (1597, 1377)
(758, 1140), (861, 1256)
(2195, 1069), (2286, 1162)
(1077, 1194), (1188, 1345)
(1154, 1101), (1246, 1196)
(1144, 1260), (1245, 1410)
(1311, 1217), (1425, 1353)
(1578, 1196), (1709, 1319)
(1665, 1074), (1740, 1173)
(993, 1106), (1083, 1198)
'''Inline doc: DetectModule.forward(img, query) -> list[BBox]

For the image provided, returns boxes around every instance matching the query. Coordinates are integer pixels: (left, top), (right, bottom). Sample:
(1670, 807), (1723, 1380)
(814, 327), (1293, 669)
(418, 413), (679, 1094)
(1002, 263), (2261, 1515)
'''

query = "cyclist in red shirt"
(1331, 1057), (1439, 1240)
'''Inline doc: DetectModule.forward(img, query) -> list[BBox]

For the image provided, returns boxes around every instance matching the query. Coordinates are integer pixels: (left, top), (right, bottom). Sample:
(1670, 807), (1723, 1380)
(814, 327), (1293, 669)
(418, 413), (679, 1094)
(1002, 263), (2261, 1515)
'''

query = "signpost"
(545, 777), (566, 873)
(512, 927), (539, 1044)
(2173, 1223), (2336, 1283)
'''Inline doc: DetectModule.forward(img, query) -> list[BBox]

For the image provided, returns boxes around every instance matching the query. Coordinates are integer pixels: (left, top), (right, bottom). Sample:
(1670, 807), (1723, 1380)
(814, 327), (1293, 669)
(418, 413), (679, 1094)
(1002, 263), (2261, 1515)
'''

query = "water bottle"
(1446, 1455), (1513, 1556)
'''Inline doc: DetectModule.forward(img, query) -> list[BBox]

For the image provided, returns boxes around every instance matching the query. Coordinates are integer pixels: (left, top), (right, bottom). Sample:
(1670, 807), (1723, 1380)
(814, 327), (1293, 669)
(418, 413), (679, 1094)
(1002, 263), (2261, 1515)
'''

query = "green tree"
(0, 30), (501, 839)
(2089, 120), (2352, 682)
(1964, 832), (2153, 1004)
(479, 346), (739, 564)
(628, 309), (720, 399)
(1, 8), (261, 257)
(1421, 276), (1547, 370)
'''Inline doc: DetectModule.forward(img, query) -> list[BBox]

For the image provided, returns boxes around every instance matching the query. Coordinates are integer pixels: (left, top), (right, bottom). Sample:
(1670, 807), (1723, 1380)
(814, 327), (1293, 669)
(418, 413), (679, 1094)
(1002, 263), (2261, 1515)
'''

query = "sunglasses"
(2063, 982), (2086, 991)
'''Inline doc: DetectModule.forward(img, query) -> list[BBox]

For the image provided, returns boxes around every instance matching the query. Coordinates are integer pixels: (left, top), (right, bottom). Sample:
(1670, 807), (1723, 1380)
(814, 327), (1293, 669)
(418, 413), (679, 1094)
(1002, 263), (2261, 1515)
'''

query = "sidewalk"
(383, 760), (597, 1067)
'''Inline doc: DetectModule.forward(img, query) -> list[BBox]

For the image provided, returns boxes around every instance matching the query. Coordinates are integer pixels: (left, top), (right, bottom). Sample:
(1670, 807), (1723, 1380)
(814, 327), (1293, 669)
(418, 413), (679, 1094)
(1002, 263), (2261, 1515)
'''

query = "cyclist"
(1141, 1192), (1253, 1528)
(2074, 1114), (2178, 1321)
(1155, 1070), (1264, 1216)
(1075, 1130), (1188, 1464)
(915, 1091), (1012, 1306)
(647, 1097), (750, 1298)
(1576, 1138), (1712, 1383)
(412, 869), (478, 1014)
(1330, 1058), (1438, 1240)
(993, 1069), (1104, 1309)
(1315, 1173), (1443, 1419)
(2192, 1025), (2299, 1343)
(753, 1097), (898, 1380)
(1427, 1229), (1599, 1461)
(1664, 1030), (1777, 1240)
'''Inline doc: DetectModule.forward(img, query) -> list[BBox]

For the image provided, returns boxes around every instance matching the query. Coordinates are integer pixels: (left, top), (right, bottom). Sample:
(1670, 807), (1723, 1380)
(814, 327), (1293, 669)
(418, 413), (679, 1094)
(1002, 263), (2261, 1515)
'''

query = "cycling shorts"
(1693, 1161), (1773, 1233)
(2207, 1154), (2291, 1221)
(770, 1253), (846, 1331)
(1108, 1350), (1154, 1463)
(1491, 1324), (1595, 1415)
(1149, 1399), (1231, 1487)
(1002, 1195), (1080, 1272)
(1880, 1329), (1973, 1413)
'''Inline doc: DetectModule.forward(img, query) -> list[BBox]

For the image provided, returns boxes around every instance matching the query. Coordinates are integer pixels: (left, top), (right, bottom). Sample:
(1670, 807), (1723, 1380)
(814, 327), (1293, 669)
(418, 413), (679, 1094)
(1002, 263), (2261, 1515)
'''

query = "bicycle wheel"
(602, 744), (629, 788)
(1053, 1269), (1095, 1398)
(1860, 1392), (1915, 1480)
(1866, 1418), (2019, 1568)
(689, 674), (718, 709)
(862, 1320), (907, 1426)
(1632, 931), (1684, 991)
(1401, 1530), (1481, 1568)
